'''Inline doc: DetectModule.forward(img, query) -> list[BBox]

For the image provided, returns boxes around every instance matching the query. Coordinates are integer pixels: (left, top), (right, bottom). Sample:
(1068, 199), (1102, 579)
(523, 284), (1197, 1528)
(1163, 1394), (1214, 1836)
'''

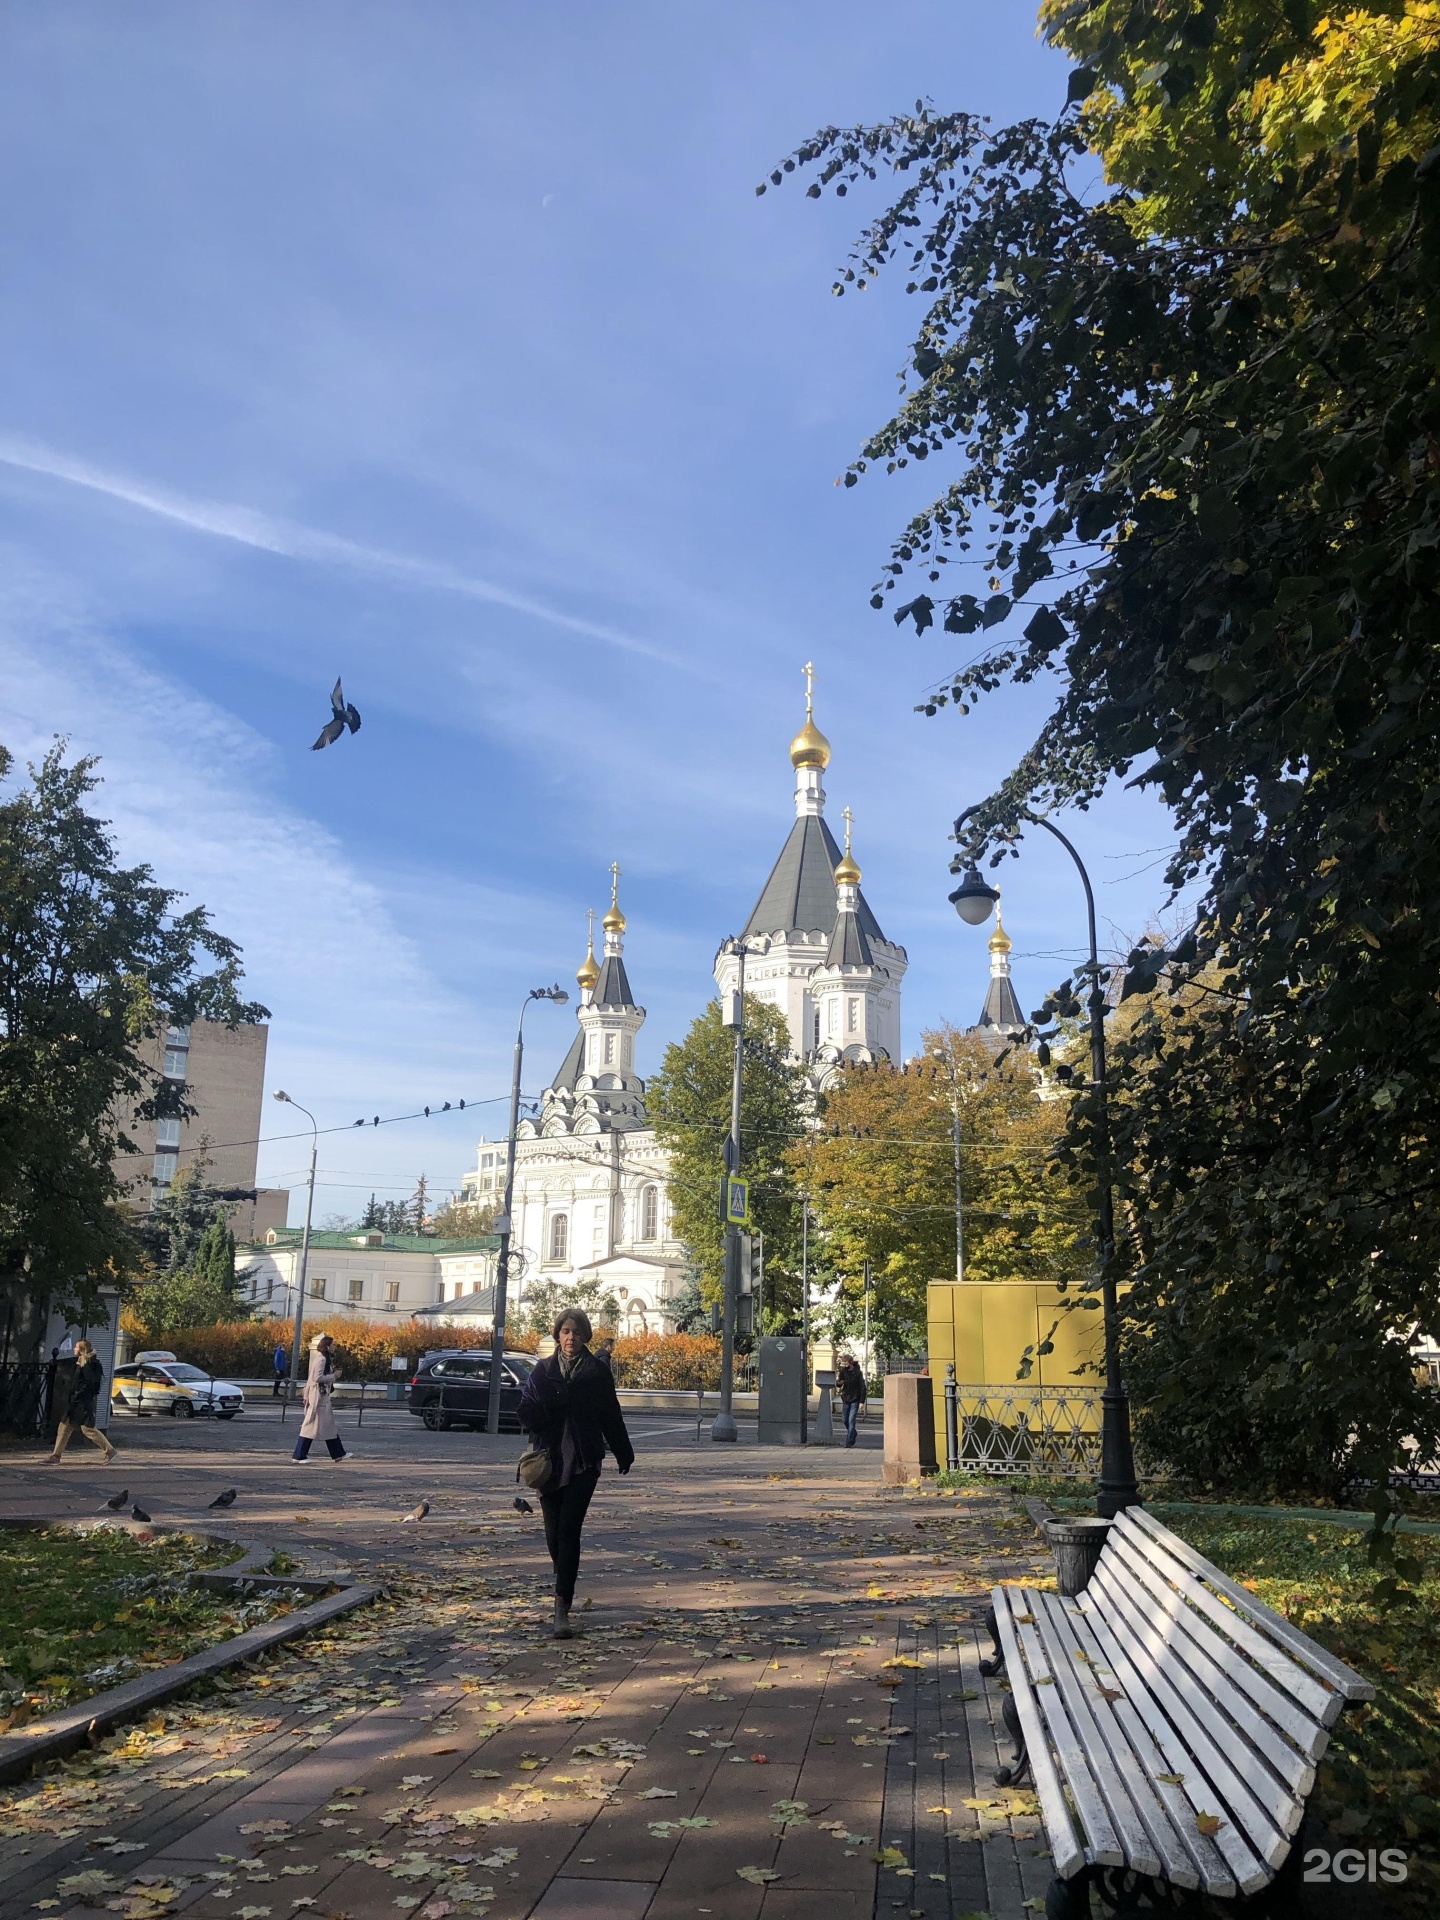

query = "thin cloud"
(0, 433), (705, 676)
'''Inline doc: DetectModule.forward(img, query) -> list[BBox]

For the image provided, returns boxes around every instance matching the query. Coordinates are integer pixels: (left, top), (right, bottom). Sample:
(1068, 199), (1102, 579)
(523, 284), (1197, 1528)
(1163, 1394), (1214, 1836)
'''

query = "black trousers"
(540, 1468), (598, 1605)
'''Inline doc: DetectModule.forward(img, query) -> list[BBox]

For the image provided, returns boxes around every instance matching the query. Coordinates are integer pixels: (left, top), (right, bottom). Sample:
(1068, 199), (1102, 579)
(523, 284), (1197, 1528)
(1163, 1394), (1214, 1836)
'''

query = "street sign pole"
(712, 940), (746, 1442)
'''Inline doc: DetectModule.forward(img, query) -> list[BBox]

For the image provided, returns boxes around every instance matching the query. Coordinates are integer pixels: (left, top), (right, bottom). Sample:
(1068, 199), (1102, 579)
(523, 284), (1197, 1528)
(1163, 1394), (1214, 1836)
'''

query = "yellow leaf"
(1196, 1813), (1225, 1836)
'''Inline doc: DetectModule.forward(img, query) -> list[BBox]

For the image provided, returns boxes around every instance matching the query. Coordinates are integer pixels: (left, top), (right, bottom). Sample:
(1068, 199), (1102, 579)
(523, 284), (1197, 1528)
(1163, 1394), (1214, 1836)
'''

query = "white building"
(237, 1228), (500, 1335)
(460, 873), (690, 1334)
(713, 671), (908, 1089)
(455, 673), (908, 1321)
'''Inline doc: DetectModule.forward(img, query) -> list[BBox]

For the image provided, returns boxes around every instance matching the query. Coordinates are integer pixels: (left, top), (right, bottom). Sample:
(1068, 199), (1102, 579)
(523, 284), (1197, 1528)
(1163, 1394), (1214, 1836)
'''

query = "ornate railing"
(0, 1361), (53, 1437)
(943, 1379), (1102, 1478)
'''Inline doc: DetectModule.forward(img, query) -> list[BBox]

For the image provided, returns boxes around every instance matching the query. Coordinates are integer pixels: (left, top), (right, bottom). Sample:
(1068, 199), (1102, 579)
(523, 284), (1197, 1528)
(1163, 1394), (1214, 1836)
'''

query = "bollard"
(357, 1379), (366, 1427)
(944, 1364), (959, 1472)
(1048, 1517), (1113, 1595)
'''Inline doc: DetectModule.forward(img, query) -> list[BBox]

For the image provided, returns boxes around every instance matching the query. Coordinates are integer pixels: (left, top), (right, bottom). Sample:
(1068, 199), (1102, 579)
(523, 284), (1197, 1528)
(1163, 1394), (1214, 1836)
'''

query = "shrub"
(119, 1313), (536, 1380)
(610, 1331), (722, 1390)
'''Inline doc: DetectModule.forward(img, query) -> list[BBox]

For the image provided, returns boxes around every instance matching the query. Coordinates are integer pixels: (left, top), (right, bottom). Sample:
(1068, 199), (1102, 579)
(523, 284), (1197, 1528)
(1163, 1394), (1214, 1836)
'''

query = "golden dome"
(603, 863), (625, 935)
(835, 804), (861, 885)
(989, 903), (1012, 955)
(789, 715), (831, 770)
(576, 937), (600, 991)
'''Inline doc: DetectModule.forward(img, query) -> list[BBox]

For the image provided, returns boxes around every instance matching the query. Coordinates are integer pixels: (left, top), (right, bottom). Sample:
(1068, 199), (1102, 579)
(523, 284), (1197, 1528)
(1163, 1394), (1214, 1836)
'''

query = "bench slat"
(1122, 1507), (1374, 1702)
(1033, 1592), (1206, 1890)
(1073, 1587), (1272, 1896)
(991, 1586), (1089, 1879)
(1085, 1561), (1299, 1864)
(1022, 1593), (1166, 1879)
(1102, 1527), (1329, 1774)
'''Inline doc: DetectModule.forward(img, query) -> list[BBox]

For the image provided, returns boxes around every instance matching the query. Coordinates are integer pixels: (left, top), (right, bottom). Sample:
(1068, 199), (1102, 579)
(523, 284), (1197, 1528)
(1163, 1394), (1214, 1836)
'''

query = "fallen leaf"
(638, 1789), (677, 1800)
(749, 1754), (769, 1764)
(1195, 1813), (1225, 1837)
(735, 1869), (781, 1886)
(1155, 1772), (1184, 1786)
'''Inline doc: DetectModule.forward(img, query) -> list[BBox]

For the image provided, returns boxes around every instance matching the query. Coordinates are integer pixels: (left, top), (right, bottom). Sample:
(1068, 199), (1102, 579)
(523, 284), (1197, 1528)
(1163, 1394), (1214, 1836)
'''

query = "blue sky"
(0, 3), (1184, 1224)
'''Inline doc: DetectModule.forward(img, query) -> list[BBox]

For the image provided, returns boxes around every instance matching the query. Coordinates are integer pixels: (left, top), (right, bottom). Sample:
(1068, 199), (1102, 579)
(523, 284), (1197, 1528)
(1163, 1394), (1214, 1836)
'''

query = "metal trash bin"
(1047, 1516), (1113, 1595)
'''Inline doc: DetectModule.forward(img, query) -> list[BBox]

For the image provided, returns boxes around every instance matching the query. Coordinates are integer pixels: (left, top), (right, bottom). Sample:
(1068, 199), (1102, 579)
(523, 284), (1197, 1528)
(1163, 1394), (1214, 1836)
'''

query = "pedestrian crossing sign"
(721, 1174), (750, 1226)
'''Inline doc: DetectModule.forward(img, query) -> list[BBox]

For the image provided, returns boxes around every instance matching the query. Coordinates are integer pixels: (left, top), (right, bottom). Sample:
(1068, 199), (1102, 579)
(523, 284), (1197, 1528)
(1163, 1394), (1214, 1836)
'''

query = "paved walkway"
(1, 1405), (1056, 1920)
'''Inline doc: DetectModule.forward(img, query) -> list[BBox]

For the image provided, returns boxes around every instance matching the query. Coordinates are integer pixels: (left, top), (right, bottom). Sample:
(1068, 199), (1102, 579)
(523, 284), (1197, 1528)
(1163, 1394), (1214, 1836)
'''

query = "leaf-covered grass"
(1165, 1511), (1440, 1905)
(0, 1527), (298, 1726)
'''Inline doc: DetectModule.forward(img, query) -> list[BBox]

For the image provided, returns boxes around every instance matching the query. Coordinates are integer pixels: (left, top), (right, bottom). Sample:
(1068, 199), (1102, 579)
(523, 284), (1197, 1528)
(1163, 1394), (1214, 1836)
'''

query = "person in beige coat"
(42, 1339), (117, 1464)
(292, 1333), (348, 1462)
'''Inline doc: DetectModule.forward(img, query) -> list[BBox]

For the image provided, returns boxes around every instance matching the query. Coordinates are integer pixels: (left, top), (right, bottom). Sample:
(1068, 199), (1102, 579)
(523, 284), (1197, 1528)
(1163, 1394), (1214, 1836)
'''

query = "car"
(407, 1350), (534, 1432)
(111, 1358), (245, 1419)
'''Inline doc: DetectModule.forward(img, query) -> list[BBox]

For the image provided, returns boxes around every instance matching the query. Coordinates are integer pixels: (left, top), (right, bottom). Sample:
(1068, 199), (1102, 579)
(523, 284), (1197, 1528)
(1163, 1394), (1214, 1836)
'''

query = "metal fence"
(940, 1378), (1103, 1479)
(0, 1360), (54, 1438)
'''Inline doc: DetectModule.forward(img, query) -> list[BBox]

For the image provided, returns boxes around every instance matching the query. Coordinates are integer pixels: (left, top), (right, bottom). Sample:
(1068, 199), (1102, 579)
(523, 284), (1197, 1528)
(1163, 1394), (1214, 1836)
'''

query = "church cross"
(842, 804), (853, 854)
(587, 905), (596, 947)
(803, 660), (816, 716)
(609, 861), (621, 905)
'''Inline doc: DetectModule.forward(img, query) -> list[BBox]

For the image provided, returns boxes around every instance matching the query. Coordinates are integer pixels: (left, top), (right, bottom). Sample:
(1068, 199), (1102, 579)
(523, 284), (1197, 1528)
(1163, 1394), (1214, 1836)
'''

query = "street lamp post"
(487, 985), (568, 1435)
(948, 819), (1142, 1518)
(712, 938), (749, 1443)
(272, 1092), (317, 1420)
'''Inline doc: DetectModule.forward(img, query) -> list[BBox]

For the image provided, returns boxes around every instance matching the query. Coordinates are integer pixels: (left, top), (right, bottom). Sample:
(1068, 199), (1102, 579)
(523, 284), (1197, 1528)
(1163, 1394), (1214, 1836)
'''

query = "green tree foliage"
(0, 744), (265, 1337)
(768, 1), (1440, 1493)
(513, 1273), (622, 1342)
(649, 997), (810, 1317)
(130, 1164), (253, 1338)
(803, 1027), (1089, 1356)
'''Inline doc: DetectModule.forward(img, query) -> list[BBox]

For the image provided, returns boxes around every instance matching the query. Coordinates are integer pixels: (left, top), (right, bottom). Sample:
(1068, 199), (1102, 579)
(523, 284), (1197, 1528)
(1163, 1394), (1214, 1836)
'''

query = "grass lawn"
(1164, 1509), (1440, 1898)
(0, 1526), (303, 1728)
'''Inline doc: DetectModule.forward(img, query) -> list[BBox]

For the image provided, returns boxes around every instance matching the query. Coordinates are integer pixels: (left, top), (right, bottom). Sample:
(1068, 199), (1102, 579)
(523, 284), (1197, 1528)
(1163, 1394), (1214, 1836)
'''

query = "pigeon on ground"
(513, 1496), (534, 1516)
(98, 1488), (129, 1511)
(311, 677), (362, 752)
(131, 1502), (152, 1522)
(208, 1489), (238, 1509)
(401, 1500), (431, 1524)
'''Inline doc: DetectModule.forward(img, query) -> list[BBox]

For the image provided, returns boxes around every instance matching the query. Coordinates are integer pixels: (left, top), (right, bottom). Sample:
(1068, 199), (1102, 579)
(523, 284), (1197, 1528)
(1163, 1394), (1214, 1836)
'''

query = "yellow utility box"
(927, 1279), (1105, 1399)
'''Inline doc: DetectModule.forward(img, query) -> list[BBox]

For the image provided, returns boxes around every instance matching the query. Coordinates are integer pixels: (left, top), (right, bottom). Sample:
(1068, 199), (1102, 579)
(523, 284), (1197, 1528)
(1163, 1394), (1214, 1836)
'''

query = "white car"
(111, 1357), (244, 1419)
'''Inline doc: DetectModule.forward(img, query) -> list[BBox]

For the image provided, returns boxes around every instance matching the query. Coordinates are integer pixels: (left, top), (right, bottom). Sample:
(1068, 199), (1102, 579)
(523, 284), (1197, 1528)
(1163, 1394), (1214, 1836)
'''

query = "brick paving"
(1, 1404), (1056, 1920)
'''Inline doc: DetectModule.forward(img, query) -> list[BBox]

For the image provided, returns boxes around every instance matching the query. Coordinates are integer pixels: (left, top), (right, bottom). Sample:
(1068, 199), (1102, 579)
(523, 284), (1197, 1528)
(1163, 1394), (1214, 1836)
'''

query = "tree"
(513, 1274), (621, 1342)
(801, 1027), (1089, 1356)
(407, 1174), (432, 1236)
(429, 1196), (497, 1239)
(130, 1169), (253, 1339)
(0, 743), (266, 1350)
(649, 998), (810, 1319)
(768, 2), (1440, 1494)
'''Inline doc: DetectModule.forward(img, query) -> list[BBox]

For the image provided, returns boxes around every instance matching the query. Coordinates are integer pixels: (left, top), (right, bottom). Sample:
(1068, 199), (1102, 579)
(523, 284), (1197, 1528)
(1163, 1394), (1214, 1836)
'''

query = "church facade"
(457, 677), (907, 1331)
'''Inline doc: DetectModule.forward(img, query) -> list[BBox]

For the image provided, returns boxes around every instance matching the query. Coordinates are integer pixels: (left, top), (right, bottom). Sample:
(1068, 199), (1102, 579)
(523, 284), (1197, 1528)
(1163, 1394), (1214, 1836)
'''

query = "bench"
(982, 1504), (1374, 1917)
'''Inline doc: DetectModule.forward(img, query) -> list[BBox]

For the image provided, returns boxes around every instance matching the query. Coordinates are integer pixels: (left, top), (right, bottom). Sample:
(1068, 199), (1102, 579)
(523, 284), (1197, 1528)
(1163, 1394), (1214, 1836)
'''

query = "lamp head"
(273, 1090), (291, 1103)
(949, 865), (1001, 926)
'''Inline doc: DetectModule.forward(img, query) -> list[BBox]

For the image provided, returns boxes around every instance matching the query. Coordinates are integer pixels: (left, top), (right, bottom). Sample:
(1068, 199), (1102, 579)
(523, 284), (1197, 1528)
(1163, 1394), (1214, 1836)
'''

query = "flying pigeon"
(98, 1488), (129, 1511)
(208, 1488), (238, 1509)
(311, 678), (362, 751)
(131, 1502), (152, 1522)
(513, 1496), (534, 1516)
(401, 1500), (431, 1524)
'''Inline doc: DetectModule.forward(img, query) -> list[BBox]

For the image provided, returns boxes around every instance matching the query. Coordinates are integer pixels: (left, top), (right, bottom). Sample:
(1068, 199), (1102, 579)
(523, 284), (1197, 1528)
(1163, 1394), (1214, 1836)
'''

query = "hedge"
(609, 1332), (721, 1390)
(120, 1314), (536, 1380)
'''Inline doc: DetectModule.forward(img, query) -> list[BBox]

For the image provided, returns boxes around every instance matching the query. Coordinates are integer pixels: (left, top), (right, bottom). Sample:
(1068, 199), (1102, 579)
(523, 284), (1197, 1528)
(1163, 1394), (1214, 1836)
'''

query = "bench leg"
(994, 1688), (1030, 1786)
(1044, 1872), (1091, 1920)
(979, 1602), (1006, 1677)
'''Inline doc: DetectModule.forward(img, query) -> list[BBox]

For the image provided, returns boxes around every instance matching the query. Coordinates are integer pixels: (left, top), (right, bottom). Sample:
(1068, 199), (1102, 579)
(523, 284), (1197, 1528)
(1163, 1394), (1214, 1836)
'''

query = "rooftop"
(249, 1229), (500, 1255)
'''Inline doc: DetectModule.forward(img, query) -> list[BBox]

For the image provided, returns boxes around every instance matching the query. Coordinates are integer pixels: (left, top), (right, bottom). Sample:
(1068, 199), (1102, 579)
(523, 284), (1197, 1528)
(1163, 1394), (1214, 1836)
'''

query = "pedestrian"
(292, 1333), (348, 1462)
(593, 1337), (615, 1371)
(517, 1308), (633, 1640)
(837, 1351), (867, 1450)
(43, 1339), (117, 1464)
(272, 1340), (289, 1398)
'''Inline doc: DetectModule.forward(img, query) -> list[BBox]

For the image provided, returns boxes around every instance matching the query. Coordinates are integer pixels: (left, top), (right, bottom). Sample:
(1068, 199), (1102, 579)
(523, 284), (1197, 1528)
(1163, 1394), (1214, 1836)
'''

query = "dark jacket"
(518, 1351), (634, 1478)
(69, 1355), (104, 1426)
(837, 1360), (867, 1407)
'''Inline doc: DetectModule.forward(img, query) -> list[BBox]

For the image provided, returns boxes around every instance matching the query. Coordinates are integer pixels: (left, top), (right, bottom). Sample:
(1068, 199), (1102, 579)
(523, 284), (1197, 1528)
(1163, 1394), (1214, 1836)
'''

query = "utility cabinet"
(758, 1336), (808, 1446)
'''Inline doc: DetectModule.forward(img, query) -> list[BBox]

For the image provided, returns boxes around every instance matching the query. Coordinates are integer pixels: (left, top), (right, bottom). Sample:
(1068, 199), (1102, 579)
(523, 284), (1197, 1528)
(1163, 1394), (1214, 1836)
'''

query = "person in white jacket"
(292, 1333), (348, 1462)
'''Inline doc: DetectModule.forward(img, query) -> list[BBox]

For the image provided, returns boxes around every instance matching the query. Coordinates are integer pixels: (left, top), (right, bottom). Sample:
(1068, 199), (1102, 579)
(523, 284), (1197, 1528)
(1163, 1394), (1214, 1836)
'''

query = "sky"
(0, 2), (1186, 1225)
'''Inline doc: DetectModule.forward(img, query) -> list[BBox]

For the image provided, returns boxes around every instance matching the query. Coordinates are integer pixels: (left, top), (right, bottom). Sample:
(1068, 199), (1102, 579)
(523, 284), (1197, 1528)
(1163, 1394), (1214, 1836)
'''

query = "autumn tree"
(801, 1026), (1088, 1355)
(769, 0), (1440, 1494)
(649, 998), (809, 1316)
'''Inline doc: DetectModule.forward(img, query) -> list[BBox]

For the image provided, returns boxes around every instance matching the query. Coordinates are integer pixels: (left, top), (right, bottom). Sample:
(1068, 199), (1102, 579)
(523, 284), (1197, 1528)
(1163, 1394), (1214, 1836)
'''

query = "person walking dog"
(837, 1351), (867, 1449)
(292, 1333), (348, 1462)
(272, 1341), (289, 1397)
(517, 1309), (633, 1639)
(43, 1339), (117, 1463)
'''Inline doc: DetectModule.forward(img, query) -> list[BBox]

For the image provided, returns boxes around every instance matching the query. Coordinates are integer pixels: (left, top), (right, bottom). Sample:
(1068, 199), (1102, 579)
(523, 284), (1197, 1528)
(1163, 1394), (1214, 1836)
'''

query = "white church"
(455, 674), (916, 1332)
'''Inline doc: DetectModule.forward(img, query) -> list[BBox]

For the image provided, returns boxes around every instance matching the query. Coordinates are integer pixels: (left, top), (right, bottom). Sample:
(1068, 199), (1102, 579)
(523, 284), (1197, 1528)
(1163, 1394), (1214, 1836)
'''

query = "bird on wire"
(131, 1502), (152, 1522)
(98, 1488), (129, 1511)
(208, 1488), (238, 1509)
(513, 1496), (534, 1516)
(401, 1500), (431, 1524)
(311, 677), (362, 751)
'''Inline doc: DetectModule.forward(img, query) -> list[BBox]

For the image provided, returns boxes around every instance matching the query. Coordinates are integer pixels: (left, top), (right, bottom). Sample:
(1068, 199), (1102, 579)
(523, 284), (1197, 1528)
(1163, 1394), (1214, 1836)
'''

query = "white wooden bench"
(982, 1505), (1374, 1917)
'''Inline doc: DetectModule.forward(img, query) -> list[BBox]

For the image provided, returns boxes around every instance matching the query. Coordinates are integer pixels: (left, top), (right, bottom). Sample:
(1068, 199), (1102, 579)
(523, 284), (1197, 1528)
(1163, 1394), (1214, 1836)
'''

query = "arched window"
(549, 1214), (569, 1262)
(641, 1185), (660, 1242)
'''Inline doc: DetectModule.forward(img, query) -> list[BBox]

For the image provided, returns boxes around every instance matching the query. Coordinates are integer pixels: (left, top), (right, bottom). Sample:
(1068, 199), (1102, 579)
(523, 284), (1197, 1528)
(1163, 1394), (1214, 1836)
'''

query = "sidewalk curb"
(0, 1515), (383, 1785)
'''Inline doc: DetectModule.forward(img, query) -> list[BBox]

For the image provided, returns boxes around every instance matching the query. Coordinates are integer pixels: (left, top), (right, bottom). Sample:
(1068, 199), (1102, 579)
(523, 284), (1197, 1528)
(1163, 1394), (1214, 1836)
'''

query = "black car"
(407, 1350), (535, 1432)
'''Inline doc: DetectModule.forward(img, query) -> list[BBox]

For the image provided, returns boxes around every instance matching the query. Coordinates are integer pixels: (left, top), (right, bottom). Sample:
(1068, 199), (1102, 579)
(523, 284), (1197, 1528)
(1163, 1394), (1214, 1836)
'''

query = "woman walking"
(517, 1310), (633, 1639)
(43, 1339), (117, 1463)
(292, 1333), (348, 1462)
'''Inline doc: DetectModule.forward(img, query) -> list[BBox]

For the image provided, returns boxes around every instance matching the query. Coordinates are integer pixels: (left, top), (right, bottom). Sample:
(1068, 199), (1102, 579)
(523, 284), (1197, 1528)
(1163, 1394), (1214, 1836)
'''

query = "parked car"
(407, 1350), (534, 1432)
(111, 1356), (244, 1419)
